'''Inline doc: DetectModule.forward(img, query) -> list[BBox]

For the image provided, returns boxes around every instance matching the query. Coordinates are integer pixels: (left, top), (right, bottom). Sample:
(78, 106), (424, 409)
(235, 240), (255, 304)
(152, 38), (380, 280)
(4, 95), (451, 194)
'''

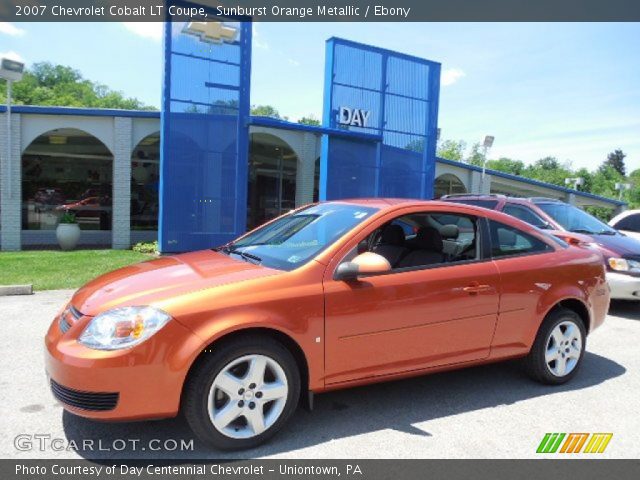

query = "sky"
(1, 21), (639, 172)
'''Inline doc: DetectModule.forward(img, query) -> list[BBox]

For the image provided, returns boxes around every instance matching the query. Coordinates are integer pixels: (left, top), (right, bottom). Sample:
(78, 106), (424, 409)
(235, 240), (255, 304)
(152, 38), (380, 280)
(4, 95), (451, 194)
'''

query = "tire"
(183, 335), (301, 450)
(524, 308), (587, 385)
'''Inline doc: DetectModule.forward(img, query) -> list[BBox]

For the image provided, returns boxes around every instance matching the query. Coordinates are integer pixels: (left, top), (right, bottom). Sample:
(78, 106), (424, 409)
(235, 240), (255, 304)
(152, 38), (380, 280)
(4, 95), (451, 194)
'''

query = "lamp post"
(1, 58), (25, 199)
(564, 177), (584, 191)
(480, 135), (494, 193)
(615, 182), (631, 200)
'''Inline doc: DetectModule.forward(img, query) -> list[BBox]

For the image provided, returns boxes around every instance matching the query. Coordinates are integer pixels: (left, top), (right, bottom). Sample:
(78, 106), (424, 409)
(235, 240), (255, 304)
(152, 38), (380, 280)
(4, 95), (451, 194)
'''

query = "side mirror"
(334, 252), (392, 281)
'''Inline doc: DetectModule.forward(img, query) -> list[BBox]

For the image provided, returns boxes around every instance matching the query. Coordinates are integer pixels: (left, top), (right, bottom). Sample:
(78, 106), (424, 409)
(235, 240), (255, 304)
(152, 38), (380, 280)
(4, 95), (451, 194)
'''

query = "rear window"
(444, 199), (499, 210)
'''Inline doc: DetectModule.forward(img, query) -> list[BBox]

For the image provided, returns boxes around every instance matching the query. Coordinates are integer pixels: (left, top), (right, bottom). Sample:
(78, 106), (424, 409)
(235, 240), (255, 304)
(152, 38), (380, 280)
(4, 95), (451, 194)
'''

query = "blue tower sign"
(320, 38), (441, 201)
(159, 3), (251, 253)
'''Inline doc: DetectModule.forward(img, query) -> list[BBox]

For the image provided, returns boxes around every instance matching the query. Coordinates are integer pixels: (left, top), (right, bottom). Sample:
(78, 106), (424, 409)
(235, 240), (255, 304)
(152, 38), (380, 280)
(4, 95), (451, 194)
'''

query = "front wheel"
(524, 308), (586, 385)
(183, 336), (301, 450)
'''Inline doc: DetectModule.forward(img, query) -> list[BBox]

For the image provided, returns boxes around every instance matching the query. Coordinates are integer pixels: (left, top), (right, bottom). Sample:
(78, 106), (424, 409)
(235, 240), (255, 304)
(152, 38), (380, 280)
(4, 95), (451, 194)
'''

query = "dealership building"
(0, 21), (626, 252)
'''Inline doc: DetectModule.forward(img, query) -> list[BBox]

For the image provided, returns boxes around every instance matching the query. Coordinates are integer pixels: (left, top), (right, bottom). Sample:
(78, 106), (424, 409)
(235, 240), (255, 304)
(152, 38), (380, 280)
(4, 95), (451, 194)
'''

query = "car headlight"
(608, 257), (640, 273)
(79, 306), (172, 350)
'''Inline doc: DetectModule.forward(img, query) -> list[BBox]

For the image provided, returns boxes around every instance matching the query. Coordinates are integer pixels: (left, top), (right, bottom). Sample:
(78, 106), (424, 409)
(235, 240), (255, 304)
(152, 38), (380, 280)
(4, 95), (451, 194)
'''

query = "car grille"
(50, 379), (119, 411)
(59, 305), (82, 333)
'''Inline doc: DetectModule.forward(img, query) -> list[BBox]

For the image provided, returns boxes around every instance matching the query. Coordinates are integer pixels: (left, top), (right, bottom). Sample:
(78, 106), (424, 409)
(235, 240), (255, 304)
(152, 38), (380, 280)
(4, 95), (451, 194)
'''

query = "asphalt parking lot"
(1, 289), (638, 459)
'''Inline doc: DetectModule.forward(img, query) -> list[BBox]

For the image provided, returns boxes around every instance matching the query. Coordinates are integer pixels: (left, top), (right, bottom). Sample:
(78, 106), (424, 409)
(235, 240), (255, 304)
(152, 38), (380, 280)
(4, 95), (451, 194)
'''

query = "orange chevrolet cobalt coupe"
(45, 200), (609, 449)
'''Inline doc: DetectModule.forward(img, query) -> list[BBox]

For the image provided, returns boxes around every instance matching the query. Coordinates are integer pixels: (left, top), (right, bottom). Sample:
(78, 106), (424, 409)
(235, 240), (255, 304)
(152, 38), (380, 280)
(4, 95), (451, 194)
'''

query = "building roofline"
(436, 157), (626, 206)
(0, 105), (160, 118)
(248, 115), (383, 142)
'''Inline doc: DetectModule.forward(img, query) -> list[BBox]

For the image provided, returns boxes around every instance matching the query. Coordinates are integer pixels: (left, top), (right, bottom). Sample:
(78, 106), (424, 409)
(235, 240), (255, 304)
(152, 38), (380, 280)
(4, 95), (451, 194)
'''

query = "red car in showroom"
(46, 199), (609, 450)
(443, 194), (640, 301)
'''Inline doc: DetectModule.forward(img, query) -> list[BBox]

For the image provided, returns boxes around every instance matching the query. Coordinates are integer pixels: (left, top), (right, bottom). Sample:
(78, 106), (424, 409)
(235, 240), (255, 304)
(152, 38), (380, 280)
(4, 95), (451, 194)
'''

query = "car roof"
(325, 198), (516, 217)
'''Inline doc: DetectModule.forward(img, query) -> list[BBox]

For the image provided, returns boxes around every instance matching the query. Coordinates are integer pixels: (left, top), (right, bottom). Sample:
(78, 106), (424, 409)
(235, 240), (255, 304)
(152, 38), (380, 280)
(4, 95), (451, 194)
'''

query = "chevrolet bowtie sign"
(182, 22), (238, 44)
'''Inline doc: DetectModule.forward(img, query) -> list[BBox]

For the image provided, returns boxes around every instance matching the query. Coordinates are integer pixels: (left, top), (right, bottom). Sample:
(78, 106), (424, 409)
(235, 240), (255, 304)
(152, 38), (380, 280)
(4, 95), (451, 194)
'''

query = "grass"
(0, 250), (155, 291)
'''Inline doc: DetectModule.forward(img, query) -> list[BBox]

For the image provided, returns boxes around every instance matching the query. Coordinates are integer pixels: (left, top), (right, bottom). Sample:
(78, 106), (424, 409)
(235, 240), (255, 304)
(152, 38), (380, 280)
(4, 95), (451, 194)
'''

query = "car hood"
(591, 233), (640, 258)
(71, 250), (282, 316)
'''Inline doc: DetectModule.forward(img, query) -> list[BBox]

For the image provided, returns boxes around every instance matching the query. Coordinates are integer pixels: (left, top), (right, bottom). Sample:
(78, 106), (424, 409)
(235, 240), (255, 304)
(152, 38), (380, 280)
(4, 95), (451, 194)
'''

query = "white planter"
(56, 223), (81, 251)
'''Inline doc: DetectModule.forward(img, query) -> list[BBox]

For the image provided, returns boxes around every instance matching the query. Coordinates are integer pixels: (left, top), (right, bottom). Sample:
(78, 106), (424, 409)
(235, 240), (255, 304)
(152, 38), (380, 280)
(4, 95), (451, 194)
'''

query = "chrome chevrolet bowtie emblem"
(183, 22), (238, 44)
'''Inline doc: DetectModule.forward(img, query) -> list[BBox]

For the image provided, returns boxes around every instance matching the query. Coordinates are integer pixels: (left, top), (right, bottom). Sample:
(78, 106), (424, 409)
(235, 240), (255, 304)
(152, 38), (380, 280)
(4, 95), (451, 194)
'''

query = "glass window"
(247, 133), (298, 231)
(22, 129), (113, 231)
(536, 202), (616, 235)
(131, 133), (160, 231)
(503, 204), (550, 229)
(612, 213), (640, 232)
(434, 174), (467, 198)
(223, 203), (378, 271)
(356, 212), (480, 270)
(489, 220), (552, 258)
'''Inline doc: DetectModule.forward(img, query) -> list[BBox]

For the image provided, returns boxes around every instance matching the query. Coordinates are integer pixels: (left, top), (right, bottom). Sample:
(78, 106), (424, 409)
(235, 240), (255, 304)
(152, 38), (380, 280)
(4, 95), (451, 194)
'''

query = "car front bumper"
(607, 272), (640, 301)
(44, 310), (204, 421)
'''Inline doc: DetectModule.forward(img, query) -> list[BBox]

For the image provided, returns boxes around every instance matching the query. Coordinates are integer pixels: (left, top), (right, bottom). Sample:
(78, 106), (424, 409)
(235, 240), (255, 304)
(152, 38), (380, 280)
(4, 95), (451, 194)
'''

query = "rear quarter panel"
(490, 245), (608, 359)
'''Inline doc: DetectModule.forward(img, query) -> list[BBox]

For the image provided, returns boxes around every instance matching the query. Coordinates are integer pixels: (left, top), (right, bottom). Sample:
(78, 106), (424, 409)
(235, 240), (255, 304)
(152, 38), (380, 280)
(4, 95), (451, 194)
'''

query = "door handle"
(463, 283), (492, 294)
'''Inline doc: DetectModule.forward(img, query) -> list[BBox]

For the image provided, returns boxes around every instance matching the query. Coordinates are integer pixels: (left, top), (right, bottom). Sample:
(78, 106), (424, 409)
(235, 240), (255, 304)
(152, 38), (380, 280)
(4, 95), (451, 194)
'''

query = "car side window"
(355, 211), (481, 271)
(489, 220), (552, 258)
(503, 204), (549, 229)
(613, 213), (640, 232)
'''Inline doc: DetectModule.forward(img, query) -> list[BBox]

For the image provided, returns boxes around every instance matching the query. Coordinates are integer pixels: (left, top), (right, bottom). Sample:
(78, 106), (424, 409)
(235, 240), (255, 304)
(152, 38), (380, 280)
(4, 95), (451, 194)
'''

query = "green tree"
(0, 62), (155, 110)
(250, 104), (287, 120)
(602, 149), (626, 176)
(522, 157), (573, 187)
(297, 115), (320, 126)
(466, 142), (485, 167)
(437, 139), (466, 161)
(485, 157), (525, 176)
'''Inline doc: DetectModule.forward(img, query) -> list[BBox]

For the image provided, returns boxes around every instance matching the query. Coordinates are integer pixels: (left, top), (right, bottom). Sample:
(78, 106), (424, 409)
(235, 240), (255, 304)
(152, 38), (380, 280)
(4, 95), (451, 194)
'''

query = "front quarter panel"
(153, 261), (326, 391)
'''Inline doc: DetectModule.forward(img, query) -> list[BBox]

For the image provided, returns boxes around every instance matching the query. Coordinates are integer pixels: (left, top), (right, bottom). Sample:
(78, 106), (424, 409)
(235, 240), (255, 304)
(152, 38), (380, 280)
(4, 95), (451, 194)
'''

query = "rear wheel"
(183, 336), (300, 450)
(524, 308), (586, 385)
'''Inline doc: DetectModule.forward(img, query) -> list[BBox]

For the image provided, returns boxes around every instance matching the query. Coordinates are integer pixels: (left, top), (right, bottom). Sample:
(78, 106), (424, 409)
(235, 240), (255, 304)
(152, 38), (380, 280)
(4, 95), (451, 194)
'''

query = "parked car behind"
(609, 209), (640, 242)
(442, 195), (640, 301)
(46, 199), (609, 450)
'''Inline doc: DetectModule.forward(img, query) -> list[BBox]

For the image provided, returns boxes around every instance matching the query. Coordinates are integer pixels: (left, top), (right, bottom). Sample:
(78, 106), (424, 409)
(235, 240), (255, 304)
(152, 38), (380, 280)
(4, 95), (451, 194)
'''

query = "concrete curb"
(0, 284), (33, 296)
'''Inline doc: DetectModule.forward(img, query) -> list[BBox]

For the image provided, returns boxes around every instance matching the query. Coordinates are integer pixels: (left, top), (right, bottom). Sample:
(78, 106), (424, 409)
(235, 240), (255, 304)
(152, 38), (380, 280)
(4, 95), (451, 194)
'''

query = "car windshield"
(536, 202), (617, 235)
(220, 203), (378, 271)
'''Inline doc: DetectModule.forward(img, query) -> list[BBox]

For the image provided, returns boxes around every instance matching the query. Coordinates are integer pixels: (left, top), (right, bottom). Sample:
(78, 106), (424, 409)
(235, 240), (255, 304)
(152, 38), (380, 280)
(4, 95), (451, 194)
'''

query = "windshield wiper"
(569, 228), (597, 234)
(215, 244), (262, 264)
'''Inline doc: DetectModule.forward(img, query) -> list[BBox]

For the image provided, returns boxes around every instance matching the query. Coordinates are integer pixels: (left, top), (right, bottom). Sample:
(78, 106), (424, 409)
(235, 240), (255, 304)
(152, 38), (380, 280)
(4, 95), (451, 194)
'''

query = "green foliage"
(486, 157), (525, 175)
(251, 104), (288, 120)
(466, 143), (485, 167)
(132, 241), (158, 254)
(437, 139), (466, 161)
(58, 212), (77, 224)
(0, 62), (155, 110)
(603, 149), (626, 176)
(297, 115), (321, 126)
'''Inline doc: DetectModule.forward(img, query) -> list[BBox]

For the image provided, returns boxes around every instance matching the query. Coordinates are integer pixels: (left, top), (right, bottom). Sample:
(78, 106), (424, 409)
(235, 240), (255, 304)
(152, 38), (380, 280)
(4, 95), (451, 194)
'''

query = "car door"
(322, 208), (501, 386)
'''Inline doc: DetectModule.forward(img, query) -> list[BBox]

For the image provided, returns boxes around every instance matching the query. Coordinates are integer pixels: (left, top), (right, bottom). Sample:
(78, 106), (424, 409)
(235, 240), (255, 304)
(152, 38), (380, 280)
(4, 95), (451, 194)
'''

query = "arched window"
(131, 132), (160, 231)
(434, 173), (467, 199)
(247, 133), (298, 230)
(22, 128), (113, 231)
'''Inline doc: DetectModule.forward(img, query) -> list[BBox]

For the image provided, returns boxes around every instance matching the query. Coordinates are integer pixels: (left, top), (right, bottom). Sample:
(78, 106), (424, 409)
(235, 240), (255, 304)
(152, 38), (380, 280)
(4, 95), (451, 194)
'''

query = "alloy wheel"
(545, 320), (582, 377)
(207, 354), (289, 439)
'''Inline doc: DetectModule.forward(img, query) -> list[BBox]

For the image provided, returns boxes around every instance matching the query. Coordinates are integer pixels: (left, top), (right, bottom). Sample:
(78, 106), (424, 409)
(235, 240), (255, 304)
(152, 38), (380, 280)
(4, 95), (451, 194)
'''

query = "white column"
(112, 117), (132, 249)
(1, 112), (22, 251)
(566, 193), (576, 205)
(295, 132), (318, 207)
(470, 170), (491, 194)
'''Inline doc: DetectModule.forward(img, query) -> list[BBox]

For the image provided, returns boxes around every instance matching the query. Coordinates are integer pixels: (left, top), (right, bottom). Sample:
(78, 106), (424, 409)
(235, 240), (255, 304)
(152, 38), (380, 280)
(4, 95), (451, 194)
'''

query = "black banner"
(3, 460), (640, 480)
(2, 0), (640, 22)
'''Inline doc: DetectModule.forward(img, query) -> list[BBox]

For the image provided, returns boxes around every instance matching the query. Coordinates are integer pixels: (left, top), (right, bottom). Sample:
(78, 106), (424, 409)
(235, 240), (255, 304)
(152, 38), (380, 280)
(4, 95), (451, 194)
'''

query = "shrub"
(132, 241), (158, 254)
